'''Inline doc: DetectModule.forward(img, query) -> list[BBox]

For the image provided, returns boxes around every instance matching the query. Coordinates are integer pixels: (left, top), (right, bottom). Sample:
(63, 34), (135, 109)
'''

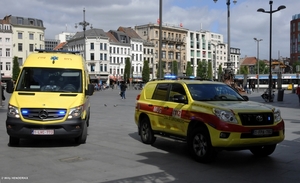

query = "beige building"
(2, 15), (45, 67)
(0, 20), (13, 80)
(135, 23), (188, 77)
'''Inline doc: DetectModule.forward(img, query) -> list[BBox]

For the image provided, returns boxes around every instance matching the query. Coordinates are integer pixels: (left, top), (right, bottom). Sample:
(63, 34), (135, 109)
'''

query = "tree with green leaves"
(12, 56), (20, 82)
(207, 61), (212, 80)
(124, 57), (131, 83)
(240, 65), (249, 87)
(185, 62), (193, 76)
(254, 60), (267, 74)
(172, 60), (178, 76)
(156, 61), (165, 79)
(196, 59), (208, 79)
(142, 60), (150, 83)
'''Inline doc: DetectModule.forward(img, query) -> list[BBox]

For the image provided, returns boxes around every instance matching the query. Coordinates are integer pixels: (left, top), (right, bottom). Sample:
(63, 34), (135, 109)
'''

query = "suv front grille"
(21, 108), (67, 121)
(238, 112), (273, 126)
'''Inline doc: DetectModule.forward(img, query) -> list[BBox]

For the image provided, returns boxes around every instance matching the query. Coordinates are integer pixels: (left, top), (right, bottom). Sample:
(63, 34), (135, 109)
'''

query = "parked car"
(134, 79), (285, 163)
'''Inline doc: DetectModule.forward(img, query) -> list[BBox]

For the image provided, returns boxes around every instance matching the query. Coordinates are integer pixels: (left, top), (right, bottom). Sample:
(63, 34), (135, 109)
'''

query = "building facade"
(66, 28), (110, 84)
(290, 13), (300, 66)
(187, 30), (227, 79)
(0, 20), (13, 80)
(2, 15), (45, 67)
(135, 23), (188, 77)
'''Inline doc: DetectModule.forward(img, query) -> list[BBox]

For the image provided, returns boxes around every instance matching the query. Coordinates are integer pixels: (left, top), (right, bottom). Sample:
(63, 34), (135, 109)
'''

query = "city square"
(0, 88), (300, 183)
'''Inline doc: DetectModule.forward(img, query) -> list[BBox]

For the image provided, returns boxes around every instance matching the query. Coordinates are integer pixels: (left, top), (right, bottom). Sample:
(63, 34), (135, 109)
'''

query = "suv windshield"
(187, 83), (244, 101)
(15, 68), (82, 93)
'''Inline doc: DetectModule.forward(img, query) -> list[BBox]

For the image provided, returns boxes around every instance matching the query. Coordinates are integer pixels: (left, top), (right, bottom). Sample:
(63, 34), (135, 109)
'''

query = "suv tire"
(250, 144), (277, 157)
(140, 117), (156, 144)
(188, 127), (216, 163)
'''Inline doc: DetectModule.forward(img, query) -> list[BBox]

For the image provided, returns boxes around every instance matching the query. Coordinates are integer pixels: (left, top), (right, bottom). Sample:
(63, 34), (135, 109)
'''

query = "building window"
(100, 64), (103, 72)
(17, 18), (23, 25)
(5, 38), (10, 42)
(18, 57), (23, 66)
(104, 54), (107, 61)
(18, 32), (23, 39)
(29, 44), (34, 52)
(29, 19), (34, 25)
(29, 33), (34, 40)
(90, 43), (94, 50)
(6, 48), (10, 57)
(104, 43), (107, 50)
(90, 53), (94, 60)
(18, 43), (23, 52)
(100, 53), (103, 60)
(100, 43), (103, 50)
(0, 48), (2, 56)
(6, 62), (11, 71)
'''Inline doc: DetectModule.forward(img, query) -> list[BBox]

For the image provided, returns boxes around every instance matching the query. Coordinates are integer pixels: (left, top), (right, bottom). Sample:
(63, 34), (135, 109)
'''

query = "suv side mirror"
(242, 95), (249, 101)
(172, 95), (187, 104)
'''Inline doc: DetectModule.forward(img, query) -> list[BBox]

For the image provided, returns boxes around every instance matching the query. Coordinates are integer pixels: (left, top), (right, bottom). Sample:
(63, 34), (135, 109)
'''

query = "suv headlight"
(213, 108), (238, 124)
(274, 108), (282, 123)
(7, 105), (20, 118)
(68, 105), (83, 119)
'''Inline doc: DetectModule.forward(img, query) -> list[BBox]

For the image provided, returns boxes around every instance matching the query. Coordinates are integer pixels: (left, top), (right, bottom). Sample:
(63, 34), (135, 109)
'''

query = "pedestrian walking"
(296, 84), (300, 105)
(2, 83), (5, 102)
(120, 81), (127, 99)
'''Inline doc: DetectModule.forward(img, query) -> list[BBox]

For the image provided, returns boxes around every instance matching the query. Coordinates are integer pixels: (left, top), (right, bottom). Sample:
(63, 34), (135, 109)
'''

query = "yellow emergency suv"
(6, 49), (94, 146)
(134, 79), (285, 163)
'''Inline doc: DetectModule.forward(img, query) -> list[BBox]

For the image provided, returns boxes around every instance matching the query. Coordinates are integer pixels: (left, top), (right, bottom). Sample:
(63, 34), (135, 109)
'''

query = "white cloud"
(0, 0), (297, 60)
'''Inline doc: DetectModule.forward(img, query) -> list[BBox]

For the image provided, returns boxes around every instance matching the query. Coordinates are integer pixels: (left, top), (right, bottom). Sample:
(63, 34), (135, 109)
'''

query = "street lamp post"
(257, 1), (286, 102)
(75, 8), (90, 61)
(254, 38), (263, 93)
(213, 0), (237, 70)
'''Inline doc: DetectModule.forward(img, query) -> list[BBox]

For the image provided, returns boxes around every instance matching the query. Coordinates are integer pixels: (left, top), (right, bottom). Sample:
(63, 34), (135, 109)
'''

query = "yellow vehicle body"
(6, 50), (94, 146)
(134, 79), (285, 163)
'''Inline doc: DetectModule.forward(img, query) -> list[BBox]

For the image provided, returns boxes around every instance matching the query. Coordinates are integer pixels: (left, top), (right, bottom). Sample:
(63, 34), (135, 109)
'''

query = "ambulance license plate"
(32, 130), (54, 135)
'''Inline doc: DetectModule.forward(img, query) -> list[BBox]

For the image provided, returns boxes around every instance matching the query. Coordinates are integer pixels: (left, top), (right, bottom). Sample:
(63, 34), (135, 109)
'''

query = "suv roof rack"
(34, 49), (80, 54)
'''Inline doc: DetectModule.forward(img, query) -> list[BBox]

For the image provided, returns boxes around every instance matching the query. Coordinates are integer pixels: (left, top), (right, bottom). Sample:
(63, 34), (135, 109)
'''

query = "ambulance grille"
(21, 108), (67, 121)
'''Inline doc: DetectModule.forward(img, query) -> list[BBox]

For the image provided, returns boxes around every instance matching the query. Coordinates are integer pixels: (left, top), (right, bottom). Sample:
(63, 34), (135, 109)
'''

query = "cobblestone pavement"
(0, 88), (299, 183)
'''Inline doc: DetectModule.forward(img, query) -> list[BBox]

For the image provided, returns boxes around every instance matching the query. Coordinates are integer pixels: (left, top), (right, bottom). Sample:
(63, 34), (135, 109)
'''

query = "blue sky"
(0, 0), (297, 60)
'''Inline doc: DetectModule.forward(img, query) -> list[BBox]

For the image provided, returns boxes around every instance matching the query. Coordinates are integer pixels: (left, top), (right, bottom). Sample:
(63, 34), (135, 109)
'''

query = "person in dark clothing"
(120, 82), (127, 99)
(2, 84), (5, 101)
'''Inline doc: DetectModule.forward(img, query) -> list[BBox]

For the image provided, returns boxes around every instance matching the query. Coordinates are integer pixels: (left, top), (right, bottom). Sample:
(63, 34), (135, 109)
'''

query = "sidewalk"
(245, 89), (299, 109)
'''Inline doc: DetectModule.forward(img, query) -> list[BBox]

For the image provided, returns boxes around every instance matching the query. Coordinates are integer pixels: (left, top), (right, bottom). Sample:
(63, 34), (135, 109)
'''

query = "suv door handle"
(164, 106), (169, 109)
(148, 104), (153, 107)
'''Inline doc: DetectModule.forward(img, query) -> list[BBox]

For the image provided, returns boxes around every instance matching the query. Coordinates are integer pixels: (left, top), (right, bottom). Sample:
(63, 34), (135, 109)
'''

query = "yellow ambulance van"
(5, 49), (94, 146)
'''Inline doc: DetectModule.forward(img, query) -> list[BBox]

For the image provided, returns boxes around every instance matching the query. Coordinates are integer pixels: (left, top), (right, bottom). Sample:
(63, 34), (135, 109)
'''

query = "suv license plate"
(253, 129), (273, 136)
(32, 130), (54, 135)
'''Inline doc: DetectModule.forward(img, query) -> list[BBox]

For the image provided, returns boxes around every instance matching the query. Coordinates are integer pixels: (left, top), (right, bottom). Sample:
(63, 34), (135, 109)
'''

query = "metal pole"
(254, 38), (262, 93)
(227, 0), (231, 68)
(159, 0), (163, 79)
(269, 1), (273, 102)
(83, 8), (86, 61)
